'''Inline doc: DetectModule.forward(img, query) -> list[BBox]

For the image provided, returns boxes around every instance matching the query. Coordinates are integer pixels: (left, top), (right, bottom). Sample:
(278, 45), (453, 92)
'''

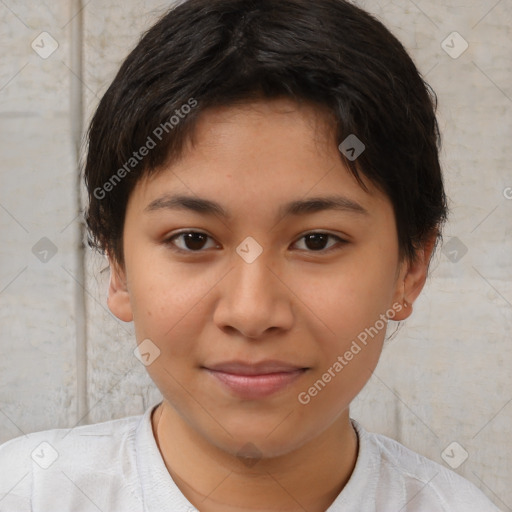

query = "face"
(108, 98), (431, 458)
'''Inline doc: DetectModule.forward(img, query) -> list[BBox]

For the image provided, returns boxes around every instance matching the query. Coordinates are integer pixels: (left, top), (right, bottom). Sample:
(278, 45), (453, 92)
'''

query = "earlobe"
(107, 258), (134, 323)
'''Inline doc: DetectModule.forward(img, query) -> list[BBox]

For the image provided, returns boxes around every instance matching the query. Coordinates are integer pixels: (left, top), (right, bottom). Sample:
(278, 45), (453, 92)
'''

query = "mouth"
(202, 360), (309, 399)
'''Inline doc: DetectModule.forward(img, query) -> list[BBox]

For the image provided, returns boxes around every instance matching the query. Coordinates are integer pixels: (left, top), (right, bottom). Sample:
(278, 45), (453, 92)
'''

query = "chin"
(204, 417), (317, 462)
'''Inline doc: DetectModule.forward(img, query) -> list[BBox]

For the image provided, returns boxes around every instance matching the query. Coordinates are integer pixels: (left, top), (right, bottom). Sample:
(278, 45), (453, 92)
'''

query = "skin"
(107, 98), (436, 511)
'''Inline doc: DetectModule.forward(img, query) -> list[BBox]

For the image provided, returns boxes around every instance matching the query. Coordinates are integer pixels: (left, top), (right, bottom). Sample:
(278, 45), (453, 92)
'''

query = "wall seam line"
(70, 0), (88, 426)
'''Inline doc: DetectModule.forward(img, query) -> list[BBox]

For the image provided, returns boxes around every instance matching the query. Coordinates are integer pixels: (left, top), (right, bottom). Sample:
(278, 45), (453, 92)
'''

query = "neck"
(151, 402), (359, 512)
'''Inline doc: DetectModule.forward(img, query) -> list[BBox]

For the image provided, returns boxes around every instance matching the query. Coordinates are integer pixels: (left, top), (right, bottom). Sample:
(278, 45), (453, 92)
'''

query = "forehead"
(186, 98), (340, 161)
(129, 98), (391, 221)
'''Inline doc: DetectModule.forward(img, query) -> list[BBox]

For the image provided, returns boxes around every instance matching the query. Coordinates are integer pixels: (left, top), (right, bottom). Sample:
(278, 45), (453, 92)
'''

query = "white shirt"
(0, 402), (501, 511)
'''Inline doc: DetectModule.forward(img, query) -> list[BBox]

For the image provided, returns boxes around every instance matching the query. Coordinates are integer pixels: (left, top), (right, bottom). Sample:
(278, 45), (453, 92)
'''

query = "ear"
(106, 254), (134, 323)
(391, 232), (438, 321)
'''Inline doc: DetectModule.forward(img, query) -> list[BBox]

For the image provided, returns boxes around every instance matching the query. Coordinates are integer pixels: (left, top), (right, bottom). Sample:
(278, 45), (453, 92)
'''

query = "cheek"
(292, 252), (398, 345)
(294, 264), (392, 418)
(128, 258), (215, 352)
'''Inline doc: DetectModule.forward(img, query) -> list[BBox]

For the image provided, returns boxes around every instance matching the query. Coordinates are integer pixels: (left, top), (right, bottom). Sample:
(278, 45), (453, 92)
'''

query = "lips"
(203, 360), (309, 399)
(206, 360), (307, 375)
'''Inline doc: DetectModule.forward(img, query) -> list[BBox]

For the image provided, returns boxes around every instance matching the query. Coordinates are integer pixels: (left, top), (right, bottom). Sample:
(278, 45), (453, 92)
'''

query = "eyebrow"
(144, 194), (369, 219)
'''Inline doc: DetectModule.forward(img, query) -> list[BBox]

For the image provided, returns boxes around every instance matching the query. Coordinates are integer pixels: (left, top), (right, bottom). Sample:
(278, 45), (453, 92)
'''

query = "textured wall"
(0, 0), (510, 510)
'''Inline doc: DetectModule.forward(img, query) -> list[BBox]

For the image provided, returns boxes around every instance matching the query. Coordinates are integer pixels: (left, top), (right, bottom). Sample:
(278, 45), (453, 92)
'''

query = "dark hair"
(83, 0), (448, 268)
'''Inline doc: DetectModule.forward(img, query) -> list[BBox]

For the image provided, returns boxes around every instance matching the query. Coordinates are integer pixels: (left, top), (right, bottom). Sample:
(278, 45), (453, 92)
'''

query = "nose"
(213, 252), (294, 340)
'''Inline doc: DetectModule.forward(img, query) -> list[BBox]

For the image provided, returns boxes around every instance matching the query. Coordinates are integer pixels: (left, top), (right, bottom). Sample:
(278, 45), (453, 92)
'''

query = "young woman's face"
(109, 98), (423, 458)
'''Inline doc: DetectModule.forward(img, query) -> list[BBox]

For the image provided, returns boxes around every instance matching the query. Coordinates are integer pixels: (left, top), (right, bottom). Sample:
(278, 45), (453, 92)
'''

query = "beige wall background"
(0, 0), (511, 510)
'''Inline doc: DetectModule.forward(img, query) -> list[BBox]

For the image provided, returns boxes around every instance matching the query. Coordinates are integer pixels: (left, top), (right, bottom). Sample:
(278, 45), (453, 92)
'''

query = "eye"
(164, 231), (218, 253)
(164, 231), (347, 254)
(293, 232), (347, 252)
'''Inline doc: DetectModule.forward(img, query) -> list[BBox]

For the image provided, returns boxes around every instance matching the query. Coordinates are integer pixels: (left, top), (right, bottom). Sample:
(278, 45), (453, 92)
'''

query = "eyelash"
(163, 230), (348, 255)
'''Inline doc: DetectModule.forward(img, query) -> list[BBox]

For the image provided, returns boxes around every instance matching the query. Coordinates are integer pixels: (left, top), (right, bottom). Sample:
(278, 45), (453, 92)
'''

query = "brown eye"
(165, 231), (217, 252)
(293, 232), (346, 252)
(304, 233), (330, 251)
